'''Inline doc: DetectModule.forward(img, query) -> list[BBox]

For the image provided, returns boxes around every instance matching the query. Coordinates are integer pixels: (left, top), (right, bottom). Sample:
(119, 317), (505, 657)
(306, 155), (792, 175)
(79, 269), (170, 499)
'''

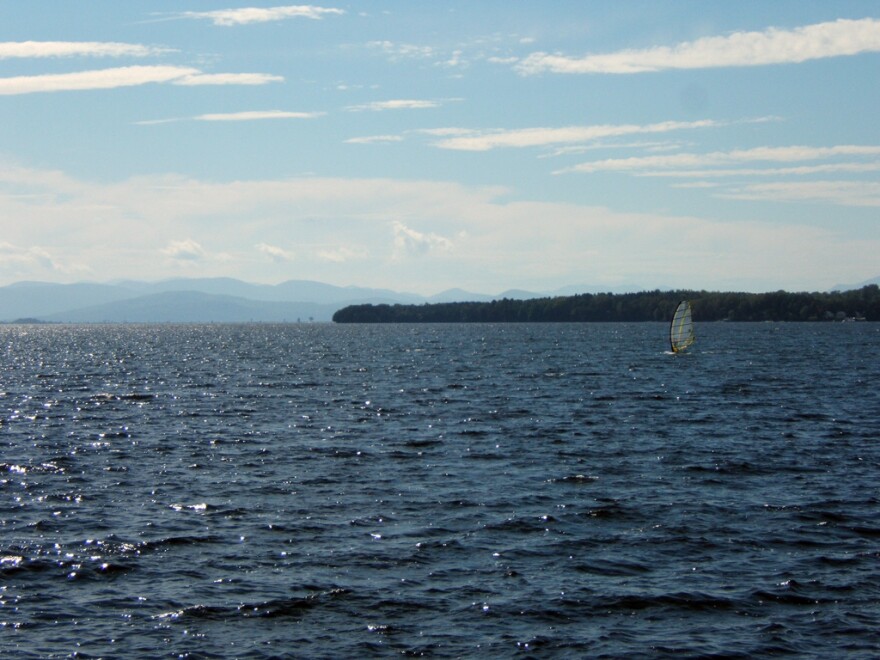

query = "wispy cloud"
(433, 120), (719, 151)
(560, 141), (880, 208)
(0, 41), (173, 59)
(162, 239), (205, 261)
(347, 127), (479, 146)
(173, 72), (283, 86)
(183, 5), (344, 26)
(0, 65), (198, 95)
(317, 245), (367, 262)
(367, 40), (435, 61)
(392, 222), (453, 258)
(257, 242), (293, 262)
(642, 162), (880, 178)
(137, 110), (317, 126)
(517, 17), (880, 74)
(345, 135), (404, 144)
(0, 241), (58, 270)
(2, 164), (874, 291)
(196, 110), (323, 121)
(0, 66), (281, 95)
(720, 181), (880, 207)
(438, 49), (467, 69)
(542, 140), (688, 158)
(417, 127), (478, 138)
(346, 99), (441, 112)
(563, 144), (880, 174)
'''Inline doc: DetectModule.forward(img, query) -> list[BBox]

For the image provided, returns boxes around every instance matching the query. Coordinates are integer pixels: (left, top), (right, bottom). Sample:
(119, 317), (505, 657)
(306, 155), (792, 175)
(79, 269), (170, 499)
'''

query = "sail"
(670, 300), (695, 353)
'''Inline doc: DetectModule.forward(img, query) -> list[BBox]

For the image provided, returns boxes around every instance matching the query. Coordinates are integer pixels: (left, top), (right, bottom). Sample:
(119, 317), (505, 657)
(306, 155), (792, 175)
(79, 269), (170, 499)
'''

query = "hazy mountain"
(112, 278), (424, 304)
(0, 278), (426, 322)
(830, 276), (880, 291)
(272, 280), (425, 305)
(428, 288), (496, 303)
(0, 281), (139, 319)
(39, 291), (336, 323)
(0, 278), (446, 322)
(0, 277), (666, 323)
(427, 287), (566, 303)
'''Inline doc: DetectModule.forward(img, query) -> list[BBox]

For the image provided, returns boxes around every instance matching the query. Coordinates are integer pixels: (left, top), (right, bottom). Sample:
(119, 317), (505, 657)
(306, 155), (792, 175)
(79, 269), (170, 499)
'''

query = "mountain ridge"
(1, 277), (876, 323)
(0, 278), (558, 323)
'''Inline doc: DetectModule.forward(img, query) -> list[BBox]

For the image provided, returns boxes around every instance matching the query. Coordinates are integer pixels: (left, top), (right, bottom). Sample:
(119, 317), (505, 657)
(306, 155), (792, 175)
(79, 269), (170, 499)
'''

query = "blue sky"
(1, 1), (878, 294)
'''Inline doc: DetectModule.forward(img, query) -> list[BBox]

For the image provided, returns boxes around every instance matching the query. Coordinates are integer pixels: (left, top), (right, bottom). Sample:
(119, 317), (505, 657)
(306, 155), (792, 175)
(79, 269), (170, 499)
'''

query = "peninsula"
(332, 286), (879, 323)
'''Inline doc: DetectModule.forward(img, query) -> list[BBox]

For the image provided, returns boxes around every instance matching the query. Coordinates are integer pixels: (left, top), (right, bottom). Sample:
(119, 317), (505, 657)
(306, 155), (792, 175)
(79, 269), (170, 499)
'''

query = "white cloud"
(1, 165), (875, 292)
(640, 162), (880, 178)
(720, 181), (880, 207)
(439, 49), (467, 69)
(0, 241), (57, 270)
(195, 110), (322, 121)
(257, 242), (293, 262)
(564, 144), (880, 173)
(0, 66), (281, 95)
(561, 142), (880, 208)
(136, 110), (321, 125)
(183, 5), (344, 26)
(671, 182), (720, 189)
(487, 56), (519, 65)
(173, 72), (284, 86)
(317, 245), (367, 262)
(417, 127), (479, 137)
(0, 65), (198, 95)
(367, 40), (435, 60)
(345, 135), (404, 144)
(543, 140), (687, 158)
(434, 120), (719, 151)
(517, 18), (880, 74)
(0, 41), (173, 59)
(392, 221), (453, 258)
(346, 99), (441, 112)
(162, 239), (205, 261)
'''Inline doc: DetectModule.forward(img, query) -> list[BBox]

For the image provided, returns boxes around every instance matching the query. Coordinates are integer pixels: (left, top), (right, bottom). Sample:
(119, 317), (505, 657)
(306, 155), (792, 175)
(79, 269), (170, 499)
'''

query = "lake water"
(1, 322), (878, 658)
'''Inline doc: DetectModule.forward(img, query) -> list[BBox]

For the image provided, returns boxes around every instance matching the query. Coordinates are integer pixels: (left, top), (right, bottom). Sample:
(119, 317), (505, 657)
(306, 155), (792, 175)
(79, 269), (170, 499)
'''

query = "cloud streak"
(183, 5), (344, 26)
(345, 135), (404, 144)
(195, 110), (323, 121)
(720, 181), (880, 208)
(433, 120), (719, 151)
(346, 99), (441, 112)
(367, 40), (435, 61)
(517, 18), (880, 74)
(0, 65), (198, 95)
(558, 142), (880, 208)
(173, 72), (283, 86)
(0, 41), (173, 59)
(162, 239), (205, 261)
(257, 243), (293, 262)
(0, 66), (281, 95)
(564, 145), (880, 173)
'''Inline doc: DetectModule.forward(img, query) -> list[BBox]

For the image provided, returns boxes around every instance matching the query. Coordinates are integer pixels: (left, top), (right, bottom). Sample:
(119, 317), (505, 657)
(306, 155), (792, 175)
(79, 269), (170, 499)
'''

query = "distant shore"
(333, 285), (879, 323)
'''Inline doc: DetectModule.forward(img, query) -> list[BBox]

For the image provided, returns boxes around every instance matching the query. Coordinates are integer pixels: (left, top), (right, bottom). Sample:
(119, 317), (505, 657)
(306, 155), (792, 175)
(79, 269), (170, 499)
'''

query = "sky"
(1, 1), (879, 295)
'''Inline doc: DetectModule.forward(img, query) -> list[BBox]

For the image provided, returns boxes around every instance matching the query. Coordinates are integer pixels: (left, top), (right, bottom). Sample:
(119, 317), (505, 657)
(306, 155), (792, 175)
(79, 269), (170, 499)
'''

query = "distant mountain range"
(831, 276), (880, 292)
(1, 277), (874, 323)
(0, 278), (631, 323)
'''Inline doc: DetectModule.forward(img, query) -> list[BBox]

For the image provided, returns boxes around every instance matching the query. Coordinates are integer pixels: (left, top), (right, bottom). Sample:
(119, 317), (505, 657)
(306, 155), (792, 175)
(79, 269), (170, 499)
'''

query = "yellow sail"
(670, 300), (695, 353)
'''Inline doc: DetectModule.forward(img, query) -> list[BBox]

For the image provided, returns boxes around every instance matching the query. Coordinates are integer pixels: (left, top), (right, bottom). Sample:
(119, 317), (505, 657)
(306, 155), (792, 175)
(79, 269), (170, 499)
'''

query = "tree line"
(332, 285), (880, 323)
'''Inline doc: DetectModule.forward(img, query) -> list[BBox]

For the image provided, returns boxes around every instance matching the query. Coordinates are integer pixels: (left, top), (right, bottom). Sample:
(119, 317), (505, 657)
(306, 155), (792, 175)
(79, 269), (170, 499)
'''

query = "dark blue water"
(1, 323), (878, 658)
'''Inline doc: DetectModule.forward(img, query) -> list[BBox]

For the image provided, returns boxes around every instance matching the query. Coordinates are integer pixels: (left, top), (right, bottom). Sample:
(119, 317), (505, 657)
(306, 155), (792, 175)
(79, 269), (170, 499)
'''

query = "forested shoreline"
(332, 285), (879, 323)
